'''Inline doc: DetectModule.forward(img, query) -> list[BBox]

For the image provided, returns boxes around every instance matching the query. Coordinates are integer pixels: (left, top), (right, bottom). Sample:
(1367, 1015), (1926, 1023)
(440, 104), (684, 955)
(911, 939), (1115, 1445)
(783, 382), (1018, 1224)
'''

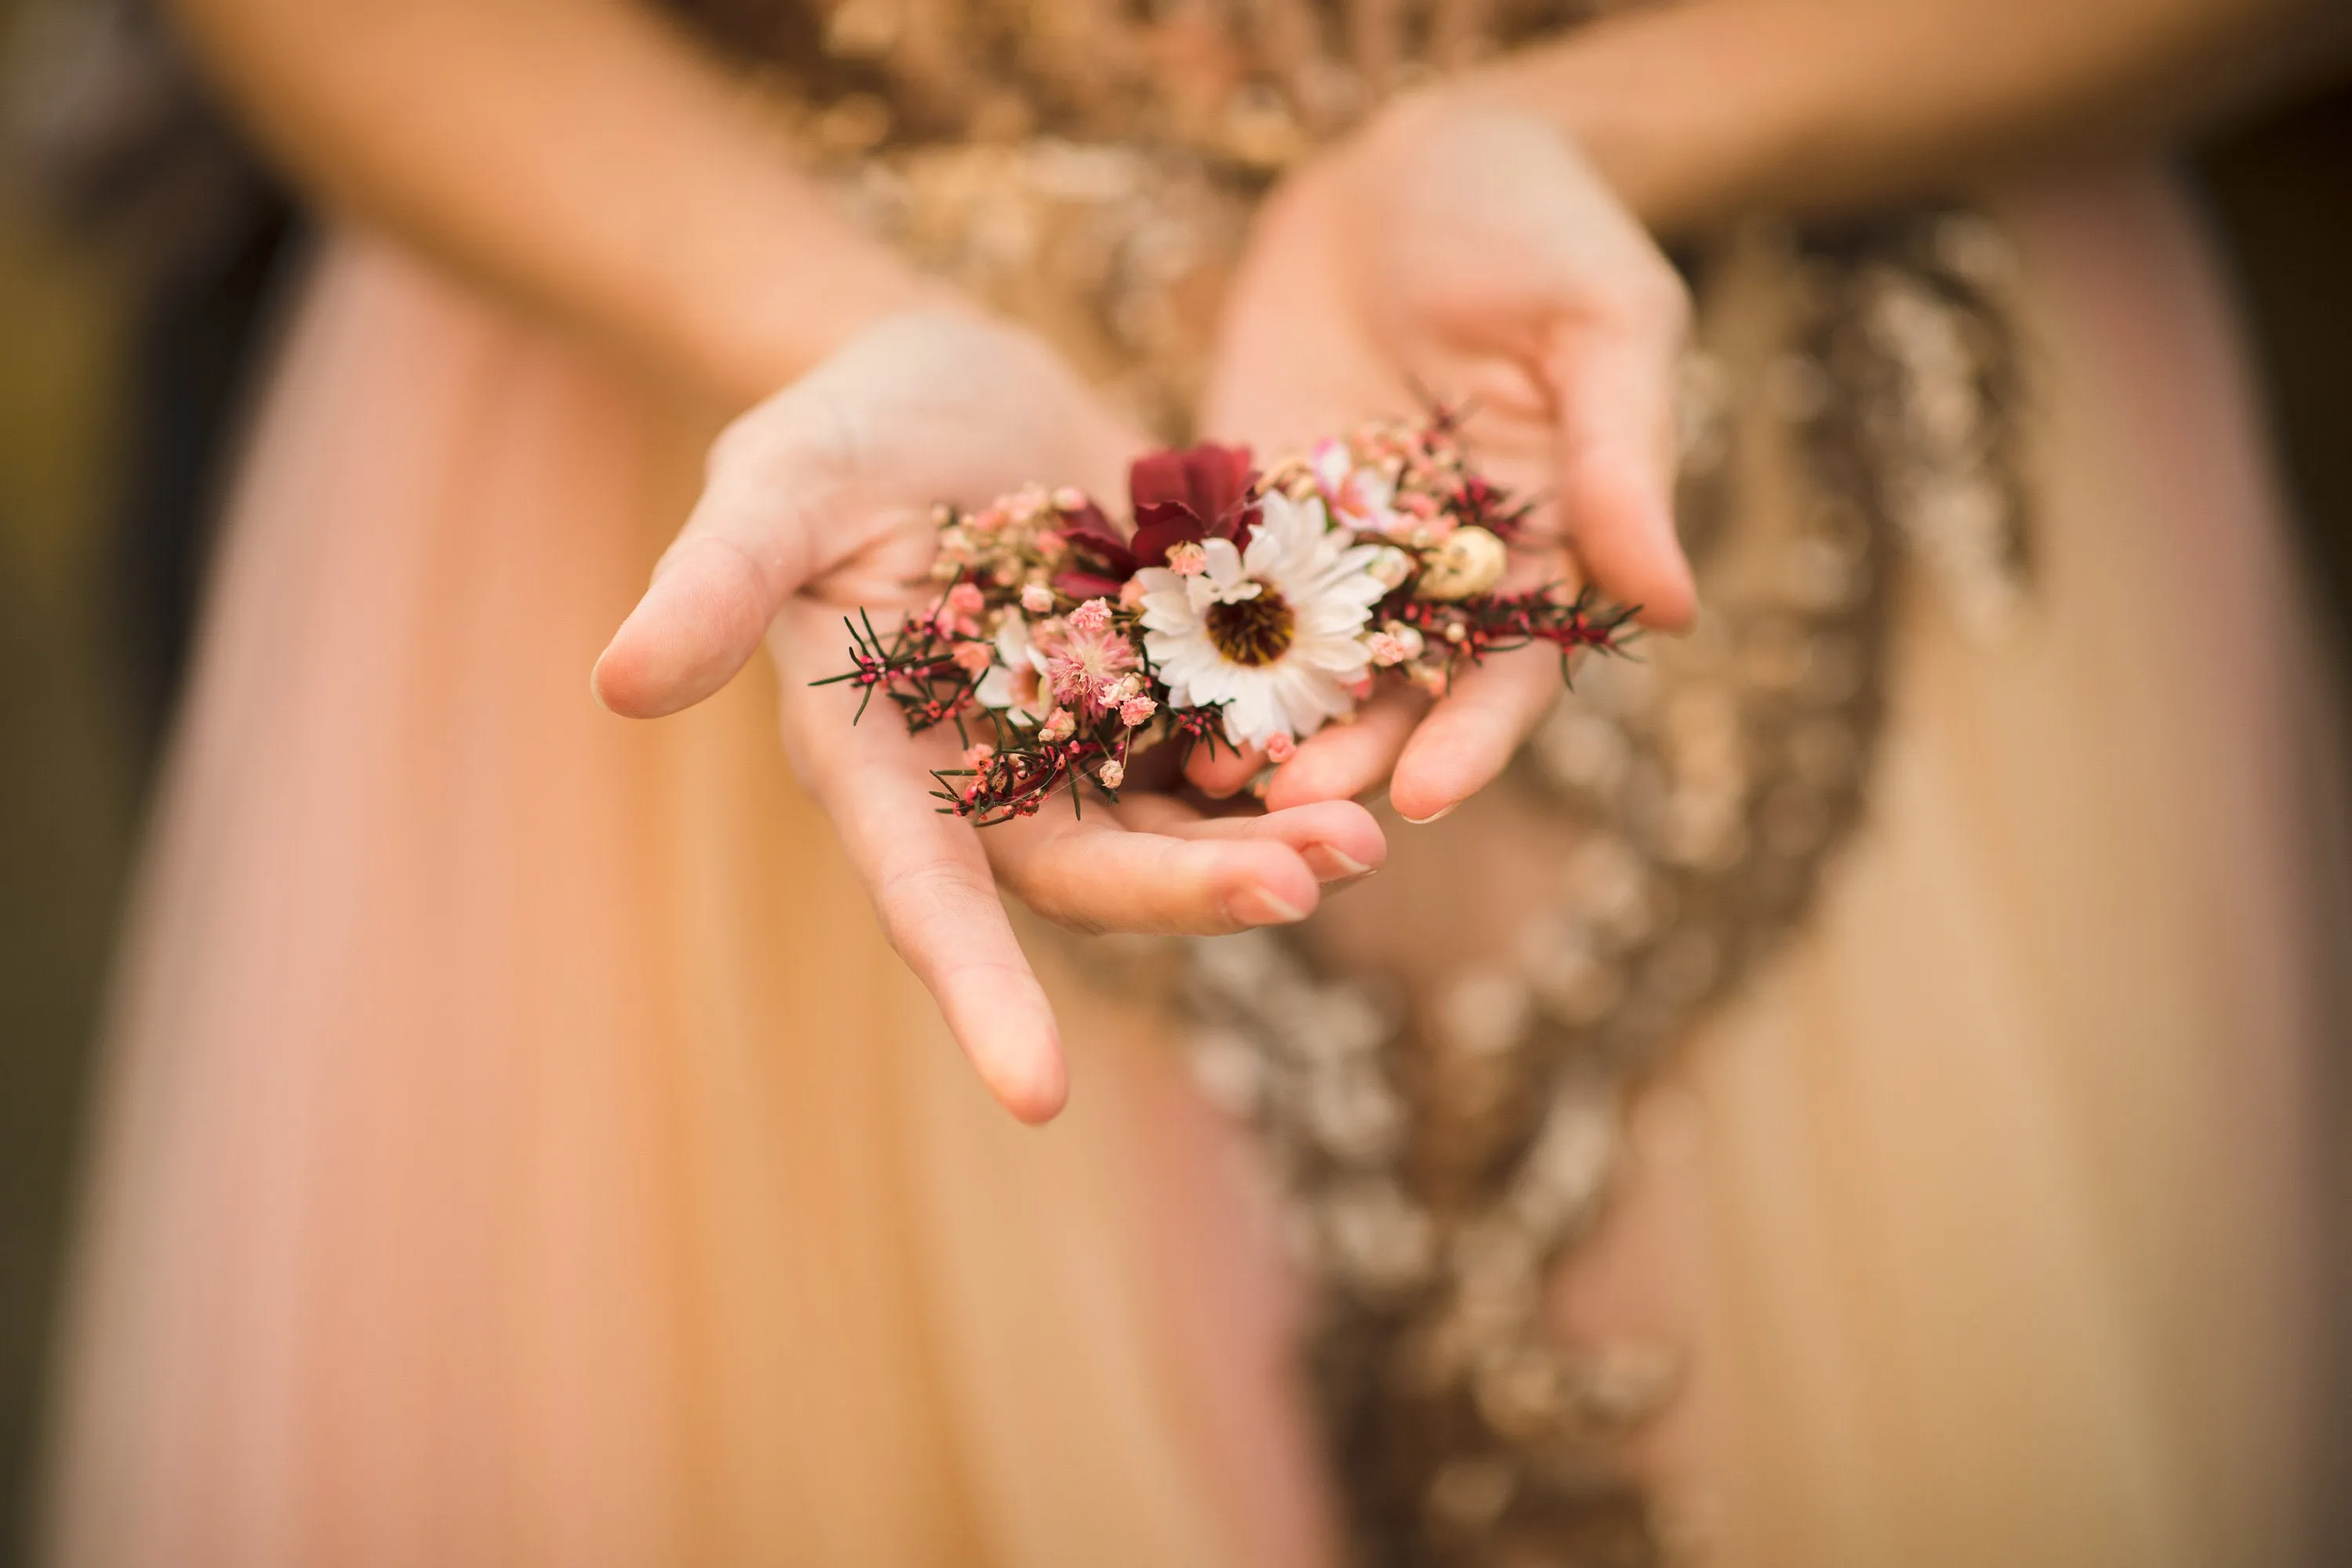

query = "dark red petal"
(1058, 499), (1139, 579)
(1129, 449), (1200, 517)
(1052, 568), (1131, 599)
(1130, 514), (1210, 568)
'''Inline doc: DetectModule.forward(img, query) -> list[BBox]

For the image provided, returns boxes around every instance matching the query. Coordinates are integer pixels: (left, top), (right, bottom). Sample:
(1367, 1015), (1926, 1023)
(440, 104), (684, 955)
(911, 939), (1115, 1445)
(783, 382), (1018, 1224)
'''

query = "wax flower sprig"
(818, 413), (1638, 825)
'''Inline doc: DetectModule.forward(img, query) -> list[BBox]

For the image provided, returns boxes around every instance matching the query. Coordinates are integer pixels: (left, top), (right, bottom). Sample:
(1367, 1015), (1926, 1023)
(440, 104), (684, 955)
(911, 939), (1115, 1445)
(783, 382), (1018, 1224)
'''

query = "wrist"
(684, 245), (960, 412)
(1454, 8), (1788, 235)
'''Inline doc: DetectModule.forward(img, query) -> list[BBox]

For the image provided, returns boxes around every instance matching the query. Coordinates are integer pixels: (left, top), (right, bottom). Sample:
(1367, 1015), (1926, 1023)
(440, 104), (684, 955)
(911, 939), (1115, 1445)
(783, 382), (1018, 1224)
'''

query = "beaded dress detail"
(661, 1), (2031, 1560)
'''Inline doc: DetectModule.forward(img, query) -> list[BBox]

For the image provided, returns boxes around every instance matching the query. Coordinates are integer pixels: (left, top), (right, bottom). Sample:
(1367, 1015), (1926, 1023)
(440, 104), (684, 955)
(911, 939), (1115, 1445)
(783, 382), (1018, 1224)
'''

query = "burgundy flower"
(1052, 498), (1138, 599)
(1127, 444), (1262, 568)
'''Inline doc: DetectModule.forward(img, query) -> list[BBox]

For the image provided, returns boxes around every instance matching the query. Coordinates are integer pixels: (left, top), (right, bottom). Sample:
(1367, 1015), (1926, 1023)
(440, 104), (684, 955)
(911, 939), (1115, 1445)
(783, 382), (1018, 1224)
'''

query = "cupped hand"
(1197, 97), (1695, 822)
(593, 310), (1386, 1122)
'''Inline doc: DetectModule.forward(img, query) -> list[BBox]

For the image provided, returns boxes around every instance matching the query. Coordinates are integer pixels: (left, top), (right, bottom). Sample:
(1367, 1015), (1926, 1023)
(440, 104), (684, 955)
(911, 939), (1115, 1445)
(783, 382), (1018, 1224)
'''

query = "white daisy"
(1137, 492), (1391, 746)
(975, 615), (1051, 726)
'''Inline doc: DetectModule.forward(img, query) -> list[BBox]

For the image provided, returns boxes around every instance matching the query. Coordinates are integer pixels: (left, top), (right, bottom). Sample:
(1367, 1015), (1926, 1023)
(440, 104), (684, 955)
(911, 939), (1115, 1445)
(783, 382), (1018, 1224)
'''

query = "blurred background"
(0, 0), (2344, 1563)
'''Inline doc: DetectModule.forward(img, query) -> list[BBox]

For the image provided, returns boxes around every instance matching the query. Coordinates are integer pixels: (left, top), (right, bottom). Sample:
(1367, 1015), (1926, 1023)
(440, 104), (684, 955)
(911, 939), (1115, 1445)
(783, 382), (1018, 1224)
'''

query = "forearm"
(1475, 0), (2352, 234)
(170, 0), (932, 407)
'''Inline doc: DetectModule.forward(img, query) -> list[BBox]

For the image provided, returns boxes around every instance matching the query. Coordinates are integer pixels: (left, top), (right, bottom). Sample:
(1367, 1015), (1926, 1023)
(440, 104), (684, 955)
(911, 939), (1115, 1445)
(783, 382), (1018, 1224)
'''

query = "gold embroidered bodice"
(655, 2), (2031, 1562)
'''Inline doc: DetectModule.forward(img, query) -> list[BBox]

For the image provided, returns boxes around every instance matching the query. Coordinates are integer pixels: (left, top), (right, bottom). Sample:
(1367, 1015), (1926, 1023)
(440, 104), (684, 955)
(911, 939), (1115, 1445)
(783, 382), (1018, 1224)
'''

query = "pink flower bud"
(1020, 583), (1054, 615)
(946, 583), (985, 615)
(1040, 709), (1076, 742)
(1118, 577), (1150, 608)
(1167, 541), (1208, 577)
(951, 641), (994, 675)
(1367, 633), (1407, 667)
(1096, 760), (1126, 789)
(1069, 597), (1112, 633)
(963, 742), (996, 769)
(1265, 732), (1297, 764)
(1119, 695), (1157, 727)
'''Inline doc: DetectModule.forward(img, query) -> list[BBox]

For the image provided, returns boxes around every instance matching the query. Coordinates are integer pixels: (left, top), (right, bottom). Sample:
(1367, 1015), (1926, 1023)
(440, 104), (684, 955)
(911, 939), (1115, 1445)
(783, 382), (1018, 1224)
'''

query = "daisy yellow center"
(1205, 591), (1295, 666)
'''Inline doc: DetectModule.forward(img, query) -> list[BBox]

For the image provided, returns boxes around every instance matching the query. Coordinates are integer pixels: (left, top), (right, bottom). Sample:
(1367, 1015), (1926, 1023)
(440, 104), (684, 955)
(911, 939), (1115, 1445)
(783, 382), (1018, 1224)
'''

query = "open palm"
(1200, 100), (1696, 821)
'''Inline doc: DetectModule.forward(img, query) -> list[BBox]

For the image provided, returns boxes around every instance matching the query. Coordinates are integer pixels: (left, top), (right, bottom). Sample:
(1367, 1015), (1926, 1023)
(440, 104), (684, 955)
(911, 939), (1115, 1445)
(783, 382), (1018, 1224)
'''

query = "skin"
(169, 0), (2347, 1118)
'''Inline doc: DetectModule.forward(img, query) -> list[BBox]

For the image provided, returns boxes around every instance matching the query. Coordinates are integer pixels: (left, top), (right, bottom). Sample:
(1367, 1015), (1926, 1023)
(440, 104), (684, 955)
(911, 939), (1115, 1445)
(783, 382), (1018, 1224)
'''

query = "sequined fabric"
(652, 1), (2031, 1559)
(1184, 215), (2027, 1563)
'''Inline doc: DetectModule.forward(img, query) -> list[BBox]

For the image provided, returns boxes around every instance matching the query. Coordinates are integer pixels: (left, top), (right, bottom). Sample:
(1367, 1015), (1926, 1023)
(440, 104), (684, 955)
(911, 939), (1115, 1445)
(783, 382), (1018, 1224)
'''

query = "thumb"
(593, 434), (833, 720)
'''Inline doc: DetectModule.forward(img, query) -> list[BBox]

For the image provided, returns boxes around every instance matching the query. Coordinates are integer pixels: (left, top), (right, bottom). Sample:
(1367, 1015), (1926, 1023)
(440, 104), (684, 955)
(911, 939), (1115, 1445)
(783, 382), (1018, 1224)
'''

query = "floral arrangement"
(822, 413), (1638, 824)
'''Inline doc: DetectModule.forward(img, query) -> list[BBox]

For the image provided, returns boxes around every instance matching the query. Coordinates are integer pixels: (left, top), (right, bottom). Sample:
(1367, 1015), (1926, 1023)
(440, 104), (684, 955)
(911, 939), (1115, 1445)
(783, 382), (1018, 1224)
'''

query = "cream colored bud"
(1414, 525), (1508, 601)
(1366, 546), (1414, 591)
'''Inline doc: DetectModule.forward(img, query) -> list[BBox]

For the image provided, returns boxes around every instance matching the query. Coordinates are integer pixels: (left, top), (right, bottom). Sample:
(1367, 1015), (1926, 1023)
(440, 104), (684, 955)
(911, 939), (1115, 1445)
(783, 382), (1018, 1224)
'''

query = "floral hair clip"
(818, 413), (1638, 824)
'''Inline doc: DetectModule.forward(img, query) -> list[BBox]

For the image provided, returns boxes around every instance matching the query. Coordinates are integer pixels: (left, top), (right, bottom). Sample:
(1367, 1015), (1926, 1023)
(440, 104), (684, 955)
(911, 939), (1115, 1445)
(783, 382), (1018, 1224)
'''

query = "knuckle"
(1002, 851), (1119, 937)
(874, 855), (997, 956)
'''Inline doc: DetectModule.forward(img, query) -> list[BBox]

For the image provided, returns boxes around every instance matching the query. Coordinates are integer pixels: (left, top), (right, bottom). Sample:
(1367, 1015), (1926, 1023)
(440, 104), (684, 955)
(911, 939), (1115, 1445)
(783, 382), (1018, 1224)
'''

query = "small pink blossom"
(1020, 582), (1055, 615)
(1118, 577), (1150, 608)
(1051, 486), (1090, 512)
(1095, 760), (1126, 789)
(1119, 695), (1157, 727)
(1166, 541), (1208, 577)
(1068, 597), (1112, 634)
(946, 582), (985, 615)
(1367, 621), (1425, 667)
(1265, 732), (1297, 764)
(951, 641), (994, 675)
(963, 742), (996, 768)
(1040, 709), (1076, 742)
(1044, 619), (1137, 715)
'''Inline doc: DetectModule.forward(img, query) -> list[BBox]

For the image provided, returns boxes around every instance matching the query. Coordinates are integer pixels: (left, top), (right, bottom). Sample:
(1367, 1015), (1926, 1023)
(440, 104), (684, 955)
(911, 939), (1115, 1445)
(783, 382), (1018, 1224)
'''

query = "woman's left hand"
(1198, 96), (1695, 822)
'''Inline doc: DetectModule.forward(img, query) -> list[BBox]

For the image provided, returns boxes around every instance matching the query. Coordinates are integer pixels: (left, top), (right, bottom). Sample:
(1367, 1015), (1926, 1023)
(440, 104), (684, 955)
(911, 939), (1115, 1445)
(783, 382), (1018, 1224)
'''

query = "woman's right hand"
(592, 310), (1387, 1123)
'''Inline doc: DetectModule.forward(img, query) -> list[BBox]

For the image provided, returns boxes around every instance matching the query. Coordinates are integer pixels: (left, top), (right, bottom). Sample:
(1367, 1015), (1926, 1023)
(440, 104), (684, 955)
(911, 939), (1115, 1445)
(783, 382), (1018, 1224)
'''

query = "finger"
(1261, 688), (1428, 811)
(1184, 736), (1267, 799)
(1544, 296), (1697, 632)
(985, 808), (1323, 935)
(776, 612), (1067, 1123)
(1389, 645), (1566, 823)
(593, 456), (829, 719)
(1114, 795), (1388, 883)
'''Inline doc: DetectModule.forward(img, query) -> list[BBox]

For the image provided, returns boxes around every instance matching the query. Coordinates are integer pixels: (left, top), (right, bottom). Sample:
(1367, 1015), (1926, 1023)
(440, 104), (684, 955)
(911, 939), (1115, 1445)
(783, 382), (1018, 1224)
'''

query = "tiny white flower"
(1135, 492), (1390, 746)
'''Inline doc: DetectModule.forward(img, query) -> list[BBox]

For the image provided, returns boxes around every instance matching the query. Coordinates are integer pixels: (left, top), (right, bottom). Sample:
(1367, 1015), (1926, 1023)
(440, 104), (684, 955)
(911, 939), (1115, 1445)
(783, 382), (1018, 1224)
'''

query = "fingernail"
(1306, 846), (1374, 883)
(1399, 803), (1457, 826)
(1232, 887), (1308, 925)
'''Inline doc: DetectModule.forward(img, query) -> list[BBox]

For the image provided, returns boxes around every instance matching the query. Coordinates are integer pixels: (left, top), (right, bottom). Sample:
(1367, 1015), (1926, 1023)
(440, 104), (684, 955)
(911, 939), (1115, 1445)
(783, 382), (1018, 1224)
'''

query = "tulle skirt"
(41, 162), (2345, 1566)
